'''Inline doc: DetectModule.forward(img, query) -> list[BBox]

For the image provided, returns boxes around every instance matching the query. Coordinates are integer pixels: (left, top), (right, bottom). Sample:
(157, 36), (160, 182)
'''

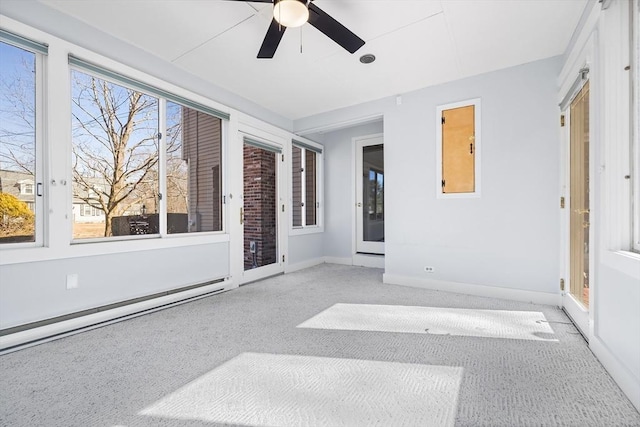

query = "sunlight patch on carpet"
(140, 352), (462, 427)
(297, 303), (558, 341)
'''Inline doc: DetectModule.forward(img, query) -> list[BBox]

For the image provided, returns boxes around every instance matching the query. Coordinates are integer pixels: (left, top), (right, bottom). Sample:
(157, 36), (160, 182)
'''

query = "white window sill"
(0, 233), (230, 266)
(601, 250), (640, 279)
(289, 226), (324, 236)
(437, 192), (481, 199)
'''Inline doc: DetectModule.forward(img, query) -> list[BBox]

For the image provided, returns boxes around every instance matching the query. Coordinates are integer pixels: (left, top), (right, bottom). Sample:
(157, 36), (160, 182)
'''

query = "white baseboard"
(323, 256), (353, 266)
(352, 253), (385, 268)
(285, 257), (325, 273)
(590, 336), (640, 412)
(0, 281), (233, 353)
(323, 255), (385, 268)
(383, 274), (560, 306)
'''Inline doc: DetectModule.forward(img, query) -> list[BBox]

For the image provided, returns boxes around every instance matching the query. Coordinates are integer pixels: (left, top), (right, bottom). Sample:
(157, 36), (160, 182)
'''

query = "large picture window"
(0, 33), (46, 246)
(71, 70), (160, 239)
(291, 140), (321, 229)
(166, 102), (223, 234)
(69, 57), (229, 241)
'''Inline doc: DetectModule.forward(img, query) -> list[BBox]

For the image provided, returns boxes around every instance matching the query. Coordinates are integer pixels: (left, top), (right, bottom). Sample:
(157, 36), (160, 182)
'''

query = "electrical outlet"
(66, 273), (79, 289)
(424, 266), (435, 273)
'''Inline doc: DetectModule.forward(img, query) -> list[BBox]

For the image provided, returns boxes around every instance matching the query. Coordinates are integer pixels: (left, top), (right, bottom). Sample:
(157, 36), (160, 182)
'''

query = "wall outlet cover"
(66, 273), (79, 289)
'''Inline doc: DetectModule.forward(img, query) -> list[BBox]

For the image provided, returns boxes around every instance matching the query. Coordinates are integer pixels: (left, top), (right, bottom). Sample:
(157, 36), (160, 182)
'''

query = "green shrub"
(0, 192), (34, 238)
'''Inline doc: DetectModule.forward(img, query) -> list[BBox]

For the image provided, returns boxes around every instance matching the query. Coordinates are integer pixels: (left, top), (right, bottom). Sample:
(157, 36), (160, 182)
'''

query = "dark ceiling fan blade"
(258, 18), (287, 58)
(307, 3), (365, 54)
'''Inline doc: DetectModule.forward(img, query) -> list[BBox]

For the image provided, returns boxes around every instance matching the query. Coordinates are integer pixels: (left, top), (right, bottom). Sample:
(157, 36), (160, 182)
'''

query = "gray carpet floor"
(1, 264), (639, 426)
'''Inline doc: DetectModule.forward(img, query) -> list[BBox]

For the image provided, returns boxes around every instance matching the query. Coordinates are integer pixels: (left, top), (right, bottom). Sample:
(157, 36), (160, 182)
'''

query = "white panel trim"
(295, 114), (384, 136)
(0, 280), (235, 353)
(383, 274), (560, 306)
(590, 336), (640, 412)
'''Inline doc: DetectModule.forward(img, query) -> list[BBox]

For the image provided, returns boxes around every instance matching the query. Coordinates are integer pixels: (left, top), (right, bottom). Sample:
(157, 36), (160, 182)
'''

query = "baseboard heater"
(0, 279), (227, 354)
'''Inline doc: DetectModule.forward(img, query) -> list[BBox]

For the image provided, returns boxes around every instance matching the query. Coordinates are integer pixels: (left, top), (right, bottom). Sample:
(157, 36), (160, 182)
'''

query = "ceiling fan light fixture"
(273, 0), (309, 28)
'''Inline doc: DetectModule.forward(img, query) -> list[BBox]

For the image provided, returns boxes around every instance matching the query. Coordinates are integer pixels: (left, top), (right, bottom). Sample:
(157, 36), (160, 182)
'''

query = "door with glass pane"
(241, 137), (283, 283)
(564, 81), (590, 336)
(356, 135), (384, 254)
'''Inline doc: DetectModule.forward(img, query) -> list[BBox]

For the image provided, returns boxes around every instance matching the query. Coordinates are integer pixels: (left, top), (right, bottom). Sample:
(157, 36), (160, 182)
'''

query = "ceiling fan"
(228, 0), (365, 58)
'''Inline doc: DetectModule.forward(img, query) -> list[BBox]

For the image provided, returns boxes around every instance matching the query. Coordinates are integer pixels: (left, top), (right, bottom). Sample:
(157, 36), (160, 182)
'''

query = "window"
(0, 32), (46, 246)
(21, 182), (34, 195)
(71, 69), (160, 240)
(436, 99), (481, 198)
(69, 56), (229, 242)
(367, 168), (384, 220)
(166, 102), (223, 234)
(291, 140), (322, 229)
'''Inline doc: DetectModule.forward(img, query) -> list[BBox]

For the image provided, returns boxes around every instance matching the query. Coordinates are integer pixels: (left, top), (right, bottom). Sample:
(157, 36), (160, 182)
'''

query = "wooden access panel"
(569, 81), (590, 307)
(442, 105), (475, 193)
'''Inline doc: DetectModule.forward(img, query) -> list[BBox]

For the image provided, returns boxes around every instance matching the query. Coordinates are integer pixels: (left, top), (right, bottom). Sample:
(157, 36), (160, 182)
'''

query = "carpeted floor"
(0, 264), (638, 426)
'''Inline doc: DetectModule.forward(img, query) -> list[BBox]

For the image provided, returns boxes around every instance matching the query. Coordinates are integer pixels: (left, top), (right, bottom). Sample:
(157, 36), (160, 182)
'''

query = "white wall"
(287, 233), (324, 270)
(0, 243), (229, 329)
(384, 57), (561, 298)
(298, 57), (562, 302)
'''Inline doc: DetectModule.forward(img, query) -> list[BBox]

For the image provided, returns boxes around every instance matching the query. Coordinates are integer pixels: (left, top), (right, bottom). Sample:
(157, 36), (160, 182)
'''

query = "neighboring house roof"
(0, 169), (35, 205)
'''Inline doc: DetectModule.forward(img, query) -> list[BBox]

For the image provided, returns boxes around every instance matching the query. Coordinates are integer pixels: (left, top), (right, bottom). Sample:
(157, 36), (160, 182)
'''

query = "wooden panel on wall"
(442, 105), (475, 193)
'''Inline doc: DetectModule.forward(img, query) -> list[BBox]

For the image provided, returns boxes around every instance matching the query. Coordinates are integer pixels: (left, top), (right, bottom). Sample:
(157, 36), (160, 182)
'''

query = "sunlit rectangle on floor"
(140, 352), (462, 427)
(297, 303), (557, 341)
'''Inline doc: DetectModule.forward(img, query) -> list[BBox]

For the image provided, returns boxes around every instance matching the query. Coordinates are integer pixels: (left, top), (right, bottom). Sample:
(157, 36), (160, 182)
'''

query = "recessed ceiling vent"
(359, 54), (376, 64)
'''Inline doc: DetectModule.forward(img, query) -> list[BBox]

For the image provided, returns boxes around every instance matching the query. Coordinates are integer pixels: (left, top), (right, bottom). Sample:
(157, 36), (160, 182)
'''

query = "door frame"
(560, 68), (594, 339)
(354, 134), (385, 255)
(231, 124), (287, 286)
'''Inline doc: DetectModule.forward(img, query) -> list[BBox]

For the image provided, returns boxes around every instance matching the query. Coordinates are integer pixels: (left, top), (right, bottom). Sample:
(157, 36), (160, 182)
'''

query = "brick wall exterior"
(243, 145), (277, 270)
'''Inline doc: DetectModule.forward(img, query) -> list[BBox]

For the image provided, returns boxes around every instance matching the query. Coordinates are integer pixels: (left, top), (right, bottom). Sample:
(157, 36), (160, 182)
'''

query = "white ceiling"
(39, 0), (587, 120)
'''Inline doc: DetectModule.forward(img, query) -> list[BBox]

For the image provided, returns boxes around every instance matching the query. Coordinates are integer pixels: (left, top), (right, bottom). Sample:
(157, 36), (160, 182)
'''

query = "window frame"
(435, 98), (482, 199)
(163, 100), (227, 236)
(633, 0), (640, 252)
(68, 60), (229, 244)
(290, 139), (323, 235)
(0, 34), (46, 249)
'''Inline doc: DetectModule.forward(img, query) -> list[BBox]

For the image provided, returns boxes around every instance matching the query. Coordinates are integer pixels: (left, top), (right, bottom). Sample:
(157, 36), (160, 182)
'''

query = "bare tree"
(71, 72), (160, 236)
(0, 53), (36, 176)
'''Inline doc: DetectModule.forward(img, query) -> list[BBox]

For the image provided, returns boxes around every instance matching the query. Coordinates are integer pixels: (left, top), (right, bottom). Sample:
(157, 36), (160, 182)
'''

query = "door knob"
(574, 209), (590, 214)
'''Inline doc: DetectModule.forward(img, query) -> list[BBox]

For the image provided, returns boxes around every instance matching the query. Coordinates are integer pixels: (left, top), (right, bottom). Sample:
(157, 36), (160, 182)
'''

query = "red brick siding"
(243, 145), (277, 270)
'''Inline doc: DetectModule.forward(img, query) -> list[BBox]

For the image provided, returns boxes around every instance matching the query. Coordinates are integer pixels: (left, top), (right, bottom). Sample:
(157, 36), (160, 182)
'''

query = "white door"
(238, 134), (285, 284)
(561, 81), (590, 337)
(356, 135), (384, 254)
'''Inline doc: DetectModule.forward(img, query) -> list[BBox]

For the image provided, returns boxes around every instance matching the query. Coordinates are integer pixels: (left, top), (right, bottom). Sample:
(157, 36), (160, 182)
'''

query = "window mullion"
(301, 148), (306, 228)
(35, 48), (45, 246)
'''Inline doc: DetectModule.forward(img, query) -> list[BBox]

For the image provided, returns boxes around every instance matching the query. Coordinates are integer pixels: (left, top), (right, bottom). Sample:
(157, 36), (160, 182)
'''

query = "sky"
(0, 41), (35, 173)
